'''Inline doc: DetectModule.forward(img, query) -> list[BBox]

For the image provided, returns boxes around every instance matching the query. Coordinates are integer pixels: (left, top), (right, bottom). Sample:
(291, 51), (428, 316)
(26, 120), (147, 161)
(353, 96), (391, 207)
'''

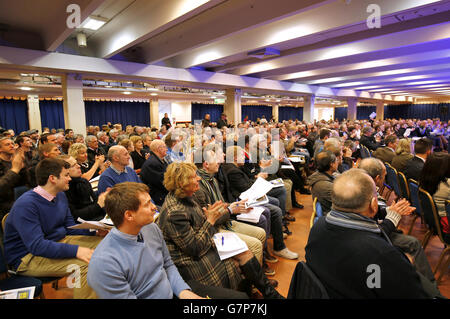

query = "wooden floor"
(43, 192), (449, 299)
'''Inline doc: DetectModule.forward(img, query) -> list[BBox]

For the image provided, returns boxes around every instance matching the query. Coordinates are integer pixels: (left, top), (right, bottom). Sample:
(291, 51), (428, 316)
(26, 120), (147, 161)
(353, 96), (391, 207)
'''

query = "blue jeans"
(265, 196), (285, 251)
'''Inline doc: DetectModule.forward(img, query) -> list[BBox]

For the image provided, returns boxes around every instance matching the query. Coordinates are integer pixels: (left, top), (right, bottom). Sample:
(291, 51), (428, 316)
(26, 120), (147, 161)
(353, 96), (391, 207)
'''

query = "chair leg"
(407, 215), (418, 235)
(421, 230), (432, 250)
(435, 247), (450, 284)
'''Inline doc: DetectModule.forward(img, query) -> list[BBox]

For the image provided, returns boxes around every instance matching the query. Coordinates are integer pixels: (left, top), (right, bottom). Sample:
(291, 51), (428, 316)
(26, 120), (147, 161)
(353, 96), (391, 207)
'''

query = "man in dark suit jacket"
(413, 121), (431, 138)
(405, 138), (432, 182)
(359, 127), (382, 152)
(373, 135), (398, 164)
(140, 140), (169, 206)
(86, 135), (106, 168)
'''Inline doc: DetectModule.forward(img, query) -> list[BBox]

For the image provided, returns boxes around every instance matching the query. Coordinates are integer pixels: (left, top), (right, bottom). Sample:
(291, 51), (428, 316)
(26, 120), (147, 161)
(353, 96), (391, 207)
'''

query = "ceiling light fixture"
(122, 91), (132, 95)
(20, 87), (32, 91)
(80, 16), (108, 31)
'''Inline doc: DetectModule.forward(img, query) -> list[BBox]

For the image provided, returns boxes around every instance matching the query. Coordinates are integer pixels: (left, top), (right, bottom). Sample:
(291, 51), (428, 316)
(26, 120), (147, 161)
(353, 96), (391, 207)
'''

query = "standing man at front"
(3, 158), (105, 299)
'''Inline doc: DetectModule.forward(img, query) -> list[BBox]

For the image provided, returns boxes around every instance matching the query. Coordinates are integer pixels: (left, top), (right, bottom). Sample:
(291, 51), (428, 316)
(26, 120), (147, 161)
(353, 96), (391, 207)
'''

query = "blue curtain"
(85, 100), (150, 128)
(242, 105), (272, 122)
(0, 98), (29, 134)
(356, 106), (377, 120)
(191, 103), (223, 124)
(334, 107), (347, 121)
(278, 106), (303, 121)
(385, 103), (449, 121)
(40, 99), (65, 131)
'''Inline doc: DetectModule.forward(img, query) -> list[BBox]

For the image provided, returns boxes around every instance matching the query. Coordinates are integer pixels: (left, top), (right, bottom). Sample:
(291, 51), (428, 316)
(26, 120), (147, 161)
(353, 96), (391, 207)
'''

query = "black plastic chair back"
(287, 261), (329, 299)
(385, 164), (402, 198)
(397, 171), (410, 200)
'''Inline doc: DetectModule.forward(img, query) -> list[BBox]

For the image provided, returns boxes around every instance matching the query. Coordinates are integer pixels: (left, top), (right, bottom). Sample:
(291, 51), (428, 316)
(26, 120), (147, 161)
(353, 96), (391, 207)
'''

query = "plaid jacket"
(157, 192), (241, 290)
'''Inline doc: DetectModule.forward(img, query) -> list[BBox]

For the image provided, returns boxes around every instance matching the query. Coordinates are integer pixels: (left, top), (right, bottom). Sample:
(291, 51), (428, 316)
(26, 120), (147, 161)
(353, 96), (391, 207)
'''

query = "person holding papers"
(221, 146), (299, 260)
(192, 147), (278, 280)
(3, 158), (105, 299)
(158, 162), (284, 299)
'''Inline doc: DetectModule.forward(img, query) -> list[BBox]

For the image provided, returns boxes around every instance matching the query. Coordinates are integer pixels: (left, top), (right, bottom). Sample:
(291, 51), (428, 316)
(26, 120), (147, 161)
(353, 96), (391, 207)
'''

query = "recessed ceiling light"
(20, 87), (32, 91)
(122, 91), (132, 95)
(150, 93), (158, 96)
(80, 16), (108, 31)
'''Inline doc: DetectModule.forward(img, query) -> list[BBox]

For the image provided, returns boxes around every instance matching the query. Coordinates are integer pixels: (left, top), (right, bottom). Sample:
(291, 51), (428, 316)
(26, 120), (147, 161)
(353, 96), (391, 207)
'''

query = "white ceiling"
(0, 0), (449, 102)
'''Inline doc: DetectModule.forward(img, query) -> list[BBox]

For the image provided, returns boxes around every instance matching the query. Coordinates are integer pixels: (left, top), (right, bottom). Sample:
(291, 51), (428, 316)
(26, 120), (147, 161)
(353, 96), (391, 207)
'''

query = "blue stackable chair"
(407, 179), (423, 235)
(310, 197), (323, 229)
(418, 190), (449, 283)
(385, 163), (402, 199)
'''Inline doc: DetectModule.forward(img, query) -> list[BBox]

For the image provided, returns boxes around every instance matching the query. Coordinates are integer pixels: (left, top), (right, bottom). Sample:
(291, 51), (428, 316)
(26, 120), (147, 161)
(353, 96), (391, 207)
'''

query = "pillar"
(272, 104), (279, 122)
(303, 95), (315, 123)
(27, 94), (42, 132)
(375, 100), (384, 121)
(347, 97), (358, 121)
(61, 73), (86, 135)
(224, 88), (242, 125)
(150, 99), (159, 128)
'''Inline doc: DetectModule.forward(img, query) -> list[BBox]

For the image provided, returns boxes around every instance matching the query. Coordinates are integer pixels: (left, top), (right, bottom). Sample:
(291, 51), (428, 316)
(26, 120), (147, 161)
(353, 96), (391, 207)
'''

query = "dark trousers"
(265, 196), (285, 251)
(186, 280), (249, 299)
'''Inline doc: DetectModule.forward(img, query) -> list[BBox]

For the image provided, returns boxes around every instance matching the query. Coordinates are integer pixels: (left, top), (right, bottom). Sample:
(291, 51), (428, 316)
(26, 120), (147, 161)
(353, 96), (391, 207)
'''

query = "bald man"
(358, 158), (439, 289)
(305, 168), (434, 298)
(97, 145), (141, 194)
(140, 140), (169, 205)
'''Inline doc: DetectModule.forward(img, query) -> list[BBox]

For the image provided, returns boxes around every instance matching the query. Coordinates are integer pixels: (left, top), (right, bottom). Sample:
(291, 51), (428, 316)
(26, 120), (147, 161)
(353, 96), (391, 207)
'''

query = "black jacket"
(305, 212), (428, 298)
(360, 134), (381, 152)
(217, 119), (228, 129)
(65, 177), (105, 221)
(140, 152), (168, 206)
(220, 163), (253, 202)
(405, 156), (425, 182)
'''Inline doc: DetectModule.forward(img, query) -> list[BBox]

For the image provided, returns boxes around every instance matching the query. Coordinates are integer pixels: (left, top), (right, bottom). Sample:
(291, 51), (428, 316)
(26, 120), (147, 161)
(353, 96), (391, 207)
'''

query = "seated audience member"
(405, 138), (433, 182)
(98, 145), (141, 194)
(86, 135), (106, 169)
(60, 155), (107, 222)
(313, 128), (331, 156)
(158, 162), (283, 299)
(391, 138), (413, 172)
(0, 136), (29, 222)
(69, 143), (105, 181)
(373, 135), (398, 164)
(307, 151), (339, 214)
(129, 135), (149, 170)
(87, 182), (205, 299)
(97, 132), (111, 155)
(192, 147), (277, 278)
(15, 135), (34, 167)
(359, 158), (439, 287)
(3, 158), (105, 299)
(305, 169), (437, 298)
(118, 138), (135, 169)
(221, 146), (298, 260)
(419, 152), (450, 234)
(140, 140), (169, 206)
(39, 132), (57, 145)
(360, 127), (382, 152)
(29, 143), (62, 187)
(164, 132), (186, 163)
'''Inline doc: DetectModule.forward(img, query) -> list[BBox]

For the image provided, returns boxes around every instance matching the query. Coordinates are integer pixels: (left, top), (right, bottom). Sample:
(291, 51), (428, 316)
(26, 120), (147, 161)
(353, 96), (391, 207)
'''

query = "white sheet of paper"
(239, 177), (273, 201)
(281, 164), (295, 170)
(236, 206), (265, 223)
(68, 217), (113, 230)
(0, 286), (35, 299)
(213, 233), (248, 260)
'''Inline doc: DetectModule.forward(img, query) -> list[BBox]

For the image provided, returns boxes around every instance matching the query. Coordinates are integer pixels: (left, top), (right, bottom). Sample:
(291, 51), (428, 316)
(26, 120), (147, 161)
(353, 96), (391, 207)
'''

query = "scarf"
(197, 168), (232, 230)
(325, 209), (393, 245)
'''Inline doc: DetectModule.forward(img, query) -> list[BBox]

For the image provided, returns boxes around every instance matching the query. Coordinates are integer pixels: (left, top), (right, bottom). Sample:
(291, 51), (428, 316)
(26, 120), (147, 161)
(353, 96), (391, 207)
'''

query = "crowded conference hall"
(0, 0), (449, 301)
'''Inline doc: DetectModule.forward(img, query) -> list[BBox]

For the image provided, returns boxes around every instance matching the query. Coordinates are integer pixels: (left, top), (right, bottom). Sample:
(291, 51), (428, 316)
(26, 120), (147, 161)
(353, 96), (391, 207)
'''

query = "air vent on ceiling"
(248, 47), (280, 59)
